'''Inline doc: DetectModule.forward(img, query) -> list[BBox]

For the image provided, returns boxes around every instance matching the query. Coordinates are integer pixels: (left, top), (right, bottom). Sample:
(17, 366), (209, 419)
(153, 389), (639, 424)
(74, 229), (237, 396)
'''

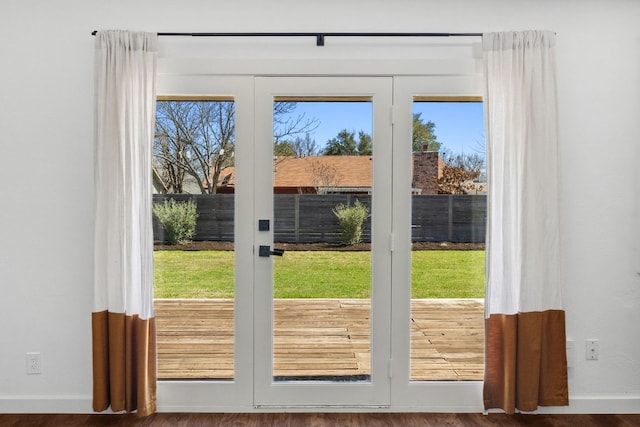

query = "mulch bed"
(154, 241), (484, 251)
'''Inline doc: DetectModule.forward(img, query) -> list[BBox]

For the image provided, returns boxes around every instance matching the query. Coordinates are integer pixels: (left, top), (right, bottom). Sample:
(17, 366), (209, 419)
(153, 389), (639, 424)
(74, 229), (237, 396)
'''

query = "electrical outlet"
(26, 352), (41, 374)
(586, 339), (599, 360)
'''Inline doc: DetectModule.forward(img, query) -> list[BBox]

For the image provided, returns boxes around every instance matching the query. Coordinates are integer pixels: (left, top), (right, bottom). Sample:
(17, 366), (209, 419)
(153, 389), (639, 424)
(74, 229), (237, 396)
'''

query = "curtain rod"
(90, 31), (482, 46)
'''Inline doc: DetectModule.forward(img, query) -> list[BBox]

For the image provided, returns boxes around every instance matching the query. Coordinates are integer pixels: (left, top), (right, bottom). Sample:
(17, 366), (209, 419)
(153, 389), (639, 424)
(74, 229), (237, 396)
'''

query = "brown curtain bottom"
(484, 310), (569, 414)
(92, 310), (157, 417)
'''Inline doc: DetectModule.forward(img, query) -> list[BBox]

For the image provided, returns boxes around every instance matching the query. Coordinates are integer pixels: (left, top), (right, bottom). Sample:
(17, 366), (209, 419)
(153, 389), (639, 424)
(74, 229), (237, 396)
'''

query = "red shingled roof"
(274, 156), (371, 188)
(216, 155), (373, 191)
(215, 153), (442, 194)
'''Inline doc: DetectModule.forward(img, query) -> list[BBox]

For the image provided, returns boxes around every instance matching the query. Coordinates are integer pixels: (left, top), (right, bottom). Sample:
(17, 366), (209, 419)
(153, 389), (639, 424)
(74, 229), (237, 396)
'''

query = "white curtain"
(483, 31), (568, 413)
(92, 30), (158, 416)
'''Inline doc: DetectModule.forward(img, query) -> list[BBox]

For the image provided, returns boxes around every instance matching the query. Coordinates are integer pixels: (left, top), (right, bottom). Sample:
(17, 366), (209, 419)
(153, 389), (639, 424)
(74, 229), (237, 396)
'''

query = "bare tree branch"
(309, 160), (342, 194)
(273, 102), (319, 143)
(155, 100), (317, 194)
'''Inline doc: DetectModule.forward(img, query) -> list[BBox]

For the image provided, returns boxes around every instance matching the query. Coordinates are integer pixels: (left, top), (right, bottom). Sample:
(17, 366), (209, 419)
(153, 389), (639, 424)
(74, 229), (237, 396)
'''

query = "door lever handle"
(259, 245), (285, 257)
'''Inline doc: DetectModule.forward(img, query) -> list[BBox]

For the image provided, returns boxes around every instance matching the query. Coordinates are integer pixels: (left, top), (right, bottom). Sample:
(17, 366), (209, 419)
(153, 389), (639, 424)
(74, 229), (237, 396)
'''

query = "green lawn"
(154, 250), (485, 299)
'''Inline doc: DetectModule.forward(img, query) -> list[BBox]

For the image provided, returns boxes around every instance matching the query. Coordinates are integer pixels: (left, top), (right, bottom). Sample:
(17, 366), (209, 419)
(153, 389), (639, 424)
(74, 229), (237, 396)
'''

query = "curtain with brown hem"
(92, 30), (158, 417)
(482, 31), (569, 414)
(484, 311), (568, 412)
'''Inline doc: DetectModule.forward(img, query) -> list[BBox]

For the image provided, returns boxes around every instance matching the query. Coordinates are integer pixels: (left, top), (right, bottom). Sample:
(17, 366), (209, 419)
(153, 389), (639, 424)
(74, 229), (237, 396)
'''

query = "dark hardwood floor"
(1, 413), (639, 427)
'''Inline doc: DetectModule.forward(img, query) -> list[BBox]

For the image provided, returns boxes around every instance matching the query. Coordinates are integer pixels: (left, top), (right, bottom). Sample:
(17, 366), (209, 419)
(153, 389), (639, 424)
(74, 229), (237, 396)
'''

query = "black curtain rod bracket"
(90, 31), (482, 46)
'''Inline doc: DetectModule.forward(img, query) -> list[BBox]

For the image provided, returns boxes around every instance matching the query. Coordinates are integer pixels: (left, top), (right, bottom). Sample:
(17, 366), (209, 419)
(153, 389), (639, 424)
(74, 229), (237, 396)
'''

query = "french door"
(156, 74), (483, 411)
(253, 77), (393, 406)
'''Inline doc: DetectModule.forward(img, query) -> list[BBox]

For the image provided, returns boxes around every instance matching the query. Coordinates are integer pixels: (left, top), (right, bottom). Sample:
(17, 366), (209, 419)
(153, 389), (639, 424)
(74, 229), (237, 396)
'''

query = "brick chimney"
(412, 145), (441, 195)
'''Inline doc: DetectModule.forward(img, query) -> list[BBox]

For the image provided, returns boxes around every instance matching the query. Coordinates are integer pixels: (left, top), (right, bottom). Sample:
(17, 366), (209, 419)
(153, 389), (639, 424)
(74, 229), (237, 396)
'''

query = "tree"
(154, 100), (318, 194)
(356, 131), (372, 155)
(436, 151), (486, 195)
(323, 129), (372, 155)
(413, 113), (440, 152)
(155, 101), (235, 194)
(291, 132), (320, 157)
(275, 132), (320, 158)
(273, 141), (296, 157)
(309, 159), (342, 194)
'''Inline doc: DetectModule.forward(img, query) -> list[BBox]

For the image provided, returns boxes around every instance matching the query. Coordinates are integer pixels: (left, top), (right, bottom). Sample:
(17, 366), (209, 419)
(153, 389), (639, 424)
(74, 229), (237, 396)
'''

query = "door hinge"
(389, 232), (395, 252)
(388, 359), (393, 379)
(390, 105), (395, 126)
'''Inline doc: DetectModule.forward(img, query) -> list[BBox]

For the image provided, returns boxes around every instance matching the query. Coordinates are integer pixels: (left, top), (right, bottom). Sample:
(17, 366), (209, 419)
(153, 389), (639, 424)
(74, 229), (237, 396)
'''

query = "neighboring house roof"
(215, 153), (444, 194)
(274, 156), (371, 189)
(215, 155), (373, 190)
(218, 170), (234, 187)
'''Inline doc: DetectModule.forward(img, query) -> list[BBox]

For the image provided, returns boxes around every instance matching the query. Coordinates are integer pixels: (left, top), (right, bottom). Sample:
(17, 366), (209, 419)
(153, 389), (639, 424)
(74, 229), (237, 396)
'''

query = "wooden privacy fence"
(153, 194), (486, 244)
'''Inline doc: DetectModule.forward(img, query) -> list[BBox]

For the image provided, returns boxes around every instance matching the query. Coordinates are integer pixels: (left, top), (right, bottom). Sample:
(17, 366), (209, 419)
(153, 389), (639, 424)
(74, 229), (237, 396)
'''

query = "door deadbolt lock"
(259, 245), (285, 257)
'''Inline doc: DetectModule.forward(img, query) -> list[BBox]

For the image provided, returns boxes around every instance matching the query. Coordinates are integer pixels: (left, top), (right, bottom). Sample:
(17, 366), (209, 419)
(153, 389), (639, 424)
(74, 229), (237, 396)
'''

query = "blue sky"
(285, 101), (485, 155)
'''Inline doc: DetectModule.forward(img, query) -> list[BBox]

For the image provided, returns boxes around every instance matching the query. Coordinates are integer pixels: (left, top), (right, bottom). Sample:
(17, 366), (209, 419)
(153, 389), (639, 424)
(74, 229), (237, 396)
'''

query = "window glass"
(153, 98), (236, 380)
(410, 100), (486, 381)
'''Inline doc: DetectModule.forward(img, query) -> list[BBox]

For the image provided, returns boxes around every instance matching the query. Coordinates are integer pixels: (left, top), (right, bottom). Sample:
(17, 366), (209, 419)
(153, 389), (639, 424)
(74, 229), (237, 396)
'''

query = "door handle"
(259, 245), (285, 257)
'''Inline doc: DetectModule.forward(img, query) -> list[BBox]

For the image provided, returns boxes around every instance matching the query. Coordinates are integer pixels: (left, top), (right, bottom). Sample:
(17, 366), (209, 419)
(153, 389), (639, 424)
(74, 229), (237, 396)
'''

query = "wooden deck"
(155, 298), (484, 381)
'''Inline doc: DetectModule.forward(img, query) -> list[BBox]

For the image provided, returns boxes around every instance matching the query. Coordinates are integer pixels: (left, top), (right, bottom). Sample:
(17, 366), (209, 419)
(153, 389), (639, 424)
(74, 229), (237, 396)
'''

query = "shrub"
(332, 199), (370, 245)
(153, 198), (198, 245)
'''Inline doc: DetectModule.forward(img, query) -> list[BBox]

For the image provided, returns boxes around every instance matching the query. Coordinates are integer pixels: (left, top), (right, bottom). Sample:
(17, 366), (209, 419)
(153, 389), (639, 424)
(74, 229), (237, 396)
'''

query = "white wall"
(1, 0), (639, 413)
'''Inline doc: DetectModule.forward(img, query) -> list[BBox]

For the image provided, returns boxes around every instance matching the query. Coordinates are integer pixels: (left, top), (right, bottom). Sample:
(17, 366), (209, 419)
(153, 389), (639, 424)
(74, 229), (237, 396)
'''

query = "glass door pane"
(153, 98), (236, 380)
(271, 99), (373, 382)
(409, 100), (486, 381)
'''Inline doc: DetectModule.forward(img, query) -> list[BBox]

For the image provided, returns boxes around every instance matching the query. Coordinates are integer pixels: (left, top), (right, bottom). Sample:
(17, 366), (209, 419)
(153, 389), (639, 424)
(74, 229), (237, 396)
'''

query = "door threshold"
(273, 374), (371, 382)
(254, 405), (391, 410)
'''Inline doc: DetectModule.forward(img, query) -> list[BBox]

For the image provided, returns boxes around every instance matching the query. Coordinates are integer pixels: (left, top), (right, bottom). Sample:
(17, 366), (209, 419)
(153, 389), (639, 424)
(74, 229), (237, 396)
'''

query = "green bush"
(153, 199), (198, 245)
(332, 199), (370, 245)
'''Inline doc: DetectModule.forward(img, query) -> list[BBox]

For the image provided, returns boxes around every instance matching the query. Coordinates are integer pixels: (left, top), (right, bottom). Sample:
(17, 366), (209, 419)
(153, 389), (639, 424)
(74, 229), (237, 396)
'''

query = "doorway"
(153, 75), (485, 411)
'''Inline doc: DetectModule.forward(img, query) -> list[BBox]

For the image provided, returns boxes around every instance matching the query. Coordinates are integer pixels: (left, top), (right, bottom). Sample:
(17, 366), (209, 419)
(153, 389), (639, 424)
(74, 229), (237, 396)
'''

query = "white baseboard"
(2, 395), (638, 414)
(536, 397), (640, 414)
(0, 396), (94, 414)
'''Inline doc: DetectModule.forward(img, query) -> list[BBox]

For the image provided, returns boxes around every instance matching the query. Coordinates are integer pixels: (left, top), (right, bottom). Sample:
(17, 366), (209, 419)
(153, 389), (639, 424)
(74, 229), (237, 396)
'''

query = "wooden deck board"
(155, 298), (484, 381)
